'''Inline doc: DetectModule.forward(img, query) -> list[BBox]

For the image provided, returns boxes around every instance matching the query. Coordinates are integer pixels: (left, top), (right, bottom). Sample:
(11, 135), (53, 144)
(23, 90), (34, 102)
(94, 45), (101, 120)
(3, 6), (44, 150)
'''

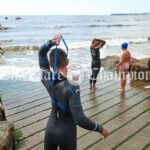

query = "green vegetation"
(13, 130), (27, 150)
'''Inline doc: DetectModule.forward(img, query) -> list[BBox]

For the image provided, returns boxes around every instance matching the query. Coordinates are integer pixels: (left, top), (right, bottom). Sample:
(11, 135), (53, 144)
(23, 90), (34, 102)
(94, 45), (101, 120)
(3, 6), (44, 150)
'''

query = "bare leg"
(145, 71), (150, 89)
(93, 83), (98, 90)
(90, 82), (93, 89)
(118, 70), (126, 92)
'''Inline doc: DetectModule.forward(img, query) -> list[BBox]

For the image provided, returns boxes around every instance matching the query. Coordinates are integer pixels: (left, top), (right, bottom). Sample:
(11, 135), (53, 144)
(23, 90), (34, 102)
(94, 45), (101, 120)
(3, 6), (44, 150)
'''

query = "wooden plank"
(3, 79), (110, 107)
(14, 81), (146, 130)
(141, 142), (150, 150)
(116, 124), (150, 150)
(5, 80), (118, 117)
(31, 143), (44, 150)
(77, 96), (150, 150)
(7, 80), (143, 123)
(1, 75), (91, 99)
(17, 87), (150, 150)
(16, 84), (149, 149)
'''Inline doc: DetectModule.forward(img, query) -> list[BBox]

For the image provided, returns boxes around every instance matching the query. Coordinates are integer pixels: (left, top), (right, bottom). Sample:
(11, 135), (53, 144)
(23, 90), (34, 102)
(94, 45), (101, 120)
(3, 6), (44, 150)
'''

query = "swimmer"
(90, 38), (106, 90)
(116, 42), (131, 92)
(39, 34), (108, 150)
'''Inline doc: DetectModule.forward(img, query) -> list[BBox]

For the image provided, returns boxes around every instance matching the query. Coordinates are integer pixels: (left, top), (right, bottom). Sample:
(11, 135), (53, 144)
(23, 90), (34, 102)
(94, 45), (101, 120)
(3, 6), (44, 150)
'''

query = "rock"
(0, 48), (4, 56)
(5, 17), (8, 20)
(101, 55), (138, 71)
(0, 121), (14, 150)
(4, 46), (30, 52)
(130, 58), (150, 81)
(148, 37), (150, 41)
(0, 24), (8, 30)
(3, 45), (40, 52)
(31, 46), (40, 50)
(16, 17), (22, 20)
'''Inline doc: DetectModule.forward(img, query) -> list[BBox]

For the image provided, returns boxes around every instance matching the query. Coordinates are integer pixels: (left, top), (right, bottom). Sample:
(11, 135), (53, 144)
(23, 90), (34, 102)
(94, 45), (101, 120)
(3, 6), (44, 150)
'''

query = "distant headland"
(111, 12), (150, 15)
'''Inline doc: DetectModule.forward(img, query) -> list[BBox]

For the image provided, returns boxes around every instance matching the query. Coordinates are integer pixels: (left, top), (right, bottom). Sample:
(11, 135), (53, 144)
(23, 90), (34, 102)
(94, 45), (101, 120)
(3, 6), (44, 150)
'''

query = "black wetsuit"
(39, 40), (103, 150)
(148, 58), (150, 70)
(90, 40), (106, 84)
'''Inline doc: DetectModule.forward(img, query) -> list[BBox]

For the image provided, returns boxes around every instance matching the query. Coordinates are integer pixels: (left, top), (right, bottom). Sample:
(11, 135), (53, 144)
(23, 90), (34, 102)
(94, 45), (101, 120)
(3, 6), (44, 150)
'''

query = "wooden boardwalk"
(0, 77), (150, 150)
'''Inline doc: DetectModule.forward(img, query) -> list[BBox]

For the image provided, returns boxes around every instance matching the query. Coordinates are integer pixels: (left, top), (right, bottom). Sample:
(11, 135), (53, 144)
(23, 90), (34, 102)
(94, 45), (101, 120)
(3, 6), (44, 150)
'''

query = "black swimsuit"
(148, 58), (150, 70)
(39, 40), (103, 150)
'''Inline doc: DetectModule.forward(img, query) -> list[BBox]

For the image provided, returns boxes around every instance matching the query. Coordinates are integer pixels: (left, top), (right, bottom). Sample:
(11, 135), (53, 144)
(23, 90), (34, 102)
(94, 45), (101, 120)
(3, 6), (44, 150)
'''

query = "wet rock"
(0, 24), (8, 30)
(0, 48), (4, 56)
(101, 55), (138, 71)
(130, 58), (150, 81)
(3, 45), (40, 52)
(16, 17), (22, 20)
(4, 46), (30, 52)
(31, 46), (40, 50)
(0, 121), (14, 150)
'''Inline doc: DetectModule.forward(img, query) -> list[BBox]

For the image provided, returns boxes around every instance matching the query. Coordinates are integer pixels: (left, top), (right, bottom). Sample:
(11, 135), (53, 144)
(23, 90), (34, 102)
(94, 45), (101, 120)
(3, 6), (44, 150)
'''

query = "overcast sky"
(0, 0), (150, 15)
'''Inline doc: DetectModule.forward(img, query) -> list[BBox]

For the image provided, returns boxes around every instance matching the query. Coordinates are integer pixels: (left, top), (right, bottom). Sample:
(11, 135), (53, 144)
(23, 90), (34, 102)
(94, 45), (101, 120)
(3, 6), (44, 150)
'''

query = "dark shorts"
(148, 59), (150, 70)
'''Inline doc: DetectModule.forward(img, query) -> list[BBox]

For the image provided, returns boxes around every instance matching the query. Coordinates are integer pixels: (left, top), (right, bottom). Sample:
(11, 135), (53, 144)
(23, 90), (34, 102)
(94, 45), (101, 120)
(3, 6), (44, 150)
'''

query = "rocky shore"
(101, 56), (150, 81)
(0, 98), (14, 150)
(3, 45), (39, 52)
(0, 24), (8, 30)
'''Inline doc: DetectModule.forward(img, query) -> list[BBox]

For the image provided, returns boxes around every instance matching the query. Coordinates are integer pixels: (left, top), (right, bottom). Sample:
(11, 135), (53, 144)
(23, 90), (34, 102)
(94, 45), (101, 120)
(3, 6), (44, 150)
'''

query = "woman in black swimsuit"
(90, 38), (106, 90)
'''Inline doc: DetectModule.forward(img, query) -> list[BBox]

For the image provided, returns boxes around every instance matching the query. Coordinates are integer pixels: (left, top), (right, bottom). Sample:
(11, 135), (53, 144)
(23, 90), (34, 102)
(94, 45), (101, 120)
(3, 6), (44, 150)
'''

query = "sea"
(0, 15), (150, 83)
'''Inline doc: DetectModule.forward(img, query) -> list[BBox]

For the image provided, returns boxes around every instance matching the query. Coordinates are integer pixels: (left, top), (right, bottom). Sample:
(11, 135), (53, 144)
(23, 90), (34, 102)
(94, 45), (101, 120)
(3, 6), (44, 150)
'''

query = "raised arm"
(69, 84), (108, 138)
(39, 40), (54, 70)
(94, 40), (106, 49)
(38, 34), (61, 70)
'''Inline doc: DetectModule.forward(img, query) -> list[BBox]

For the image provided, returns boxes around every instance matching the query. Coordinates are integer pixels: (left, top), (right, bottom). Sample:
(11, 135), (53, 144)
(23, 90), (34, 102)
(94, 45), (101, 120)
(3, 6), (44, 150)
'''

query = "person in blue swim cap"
(121, 42), (128, 49)
(116, 42), (131, 92)
(39, 34), (108, 150)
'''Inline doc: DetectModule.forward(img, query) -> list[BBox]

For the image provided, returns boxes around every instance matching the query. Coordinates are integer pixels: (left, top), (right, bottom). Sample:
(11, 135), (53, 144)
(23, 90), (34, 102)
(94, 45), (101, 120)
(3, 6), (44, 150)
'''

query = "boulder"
(0, 48), (4, 56)
(0, 25), (8, 30)
(101, 55), (138, 71)
(130, 58), (150, 81)
(0, 121), (14, 150)
(31, 46), (40, 50)
(4, 46), (30, 52)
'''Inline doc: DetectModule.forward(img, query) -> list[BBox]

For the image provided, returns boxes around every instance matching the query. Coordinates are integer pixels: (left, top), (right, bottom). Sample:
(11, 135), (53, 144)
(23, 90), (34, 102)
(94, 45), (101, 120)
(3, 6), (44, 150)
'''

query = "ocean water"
(0, 15), (150, 82)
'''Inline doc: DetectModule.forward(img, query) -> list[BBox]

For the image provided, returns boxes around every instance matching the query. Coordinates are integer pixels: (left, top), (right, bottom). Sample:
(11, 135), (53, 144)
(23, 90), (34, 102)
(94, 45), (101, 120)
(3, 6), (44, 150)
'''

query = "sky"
(0, 0), (150, 15)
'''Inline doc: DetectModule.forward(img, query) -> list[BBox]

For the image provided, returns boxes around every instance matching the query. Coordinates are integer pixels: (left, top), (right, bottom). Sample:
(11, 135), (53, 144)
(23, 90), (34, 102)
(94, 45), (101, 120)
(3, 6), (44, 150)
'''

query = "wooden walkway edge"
(0, 77), (150, 150)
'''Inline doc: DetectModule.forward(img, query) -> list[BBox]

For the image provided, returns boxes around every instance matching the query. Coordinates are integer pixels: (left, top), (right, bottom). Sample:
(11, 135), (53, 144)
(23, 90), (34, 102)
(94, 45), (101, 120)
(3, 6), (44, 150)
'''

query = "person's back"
(120, 50), (130, 63)
(39, 35), (108, 150)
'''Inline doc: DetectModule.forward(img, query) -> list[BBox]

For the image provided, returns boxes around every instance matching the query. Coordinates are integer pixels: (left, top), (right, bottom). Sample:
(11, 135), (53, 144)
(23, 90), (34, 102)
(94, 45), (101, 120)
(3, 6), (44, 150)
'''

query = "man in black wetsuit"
(39, 35), (108, 150)
(90, 38), (106, 90)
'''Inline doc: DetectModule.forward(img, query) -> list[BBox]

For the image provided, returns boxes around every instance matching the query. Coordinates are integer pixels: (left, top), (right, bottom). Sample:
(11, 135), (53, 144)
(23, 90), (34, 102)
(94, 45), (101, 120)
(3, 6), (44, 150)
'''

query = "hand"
(52, 34), (61, 45)
(116, 64), (119, 68)
(100, 127), (108, 139)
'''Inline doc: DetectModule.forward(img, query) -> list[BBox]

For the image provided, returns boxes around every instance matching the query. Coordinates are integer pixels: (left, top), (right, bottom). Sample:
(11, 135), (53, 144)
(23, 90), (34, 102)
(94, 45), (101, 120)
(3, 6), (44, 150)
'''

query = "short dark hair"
(49, 48), (67, 69)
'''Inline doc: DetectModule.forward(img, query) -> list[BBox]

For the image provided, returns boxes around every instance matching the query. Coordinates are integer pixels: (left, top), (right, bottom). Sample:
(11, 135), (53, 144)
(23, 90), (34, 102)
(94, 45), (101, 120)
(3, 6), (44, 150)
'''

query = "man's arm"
(69, 84), (108, 138)
(38, 40), (54, 70)
(39, 34), (61, 70)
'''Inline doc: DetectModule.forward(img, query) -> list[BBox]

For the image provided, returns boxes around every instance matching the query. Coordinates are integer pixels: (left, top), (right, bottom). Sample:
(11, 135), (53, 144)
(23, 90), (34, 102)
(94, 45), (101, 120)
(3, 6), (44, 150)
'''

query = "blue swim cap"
(121, 42), (128, 49)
